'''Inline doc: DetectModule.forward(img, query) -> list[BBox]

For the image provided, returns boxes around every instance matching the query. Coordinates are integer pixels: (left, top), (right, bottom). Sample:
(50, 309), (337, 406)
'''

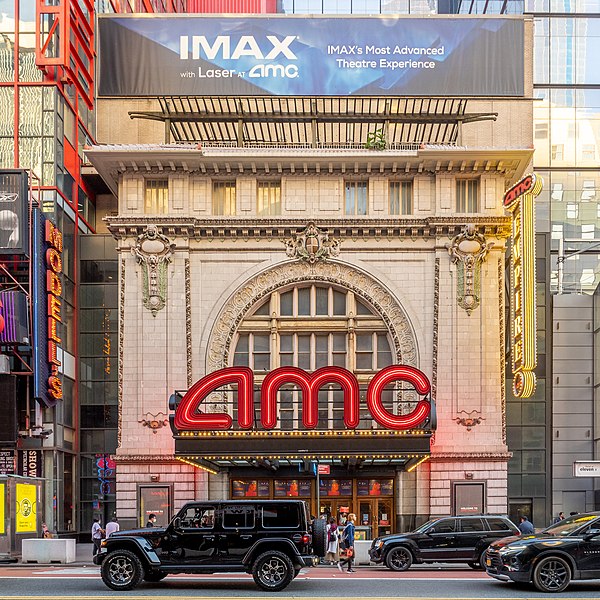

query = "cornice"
(114, 454), (178, 464)
(106, 216), (512, 241)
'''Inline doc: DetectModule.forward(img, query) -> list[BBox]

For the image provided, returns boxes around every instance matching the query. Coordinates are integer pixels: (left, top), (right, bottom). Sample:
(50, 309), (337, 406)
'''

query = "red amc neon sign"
(174, 365), (431, 432)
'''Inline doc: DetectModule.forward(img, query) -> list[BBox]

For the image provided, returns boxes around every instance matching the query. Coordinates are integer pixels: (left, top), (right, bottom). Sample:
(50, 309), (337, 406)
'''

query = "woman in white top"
(325, 517), (340, 565)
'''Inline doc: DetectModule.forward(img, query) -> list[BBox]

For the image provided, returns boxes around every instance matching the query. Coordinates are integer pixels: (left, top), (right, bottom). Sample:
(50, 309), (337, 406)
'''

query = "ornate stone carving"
(431, 257), (440, 446)
(118, 258), (125, 449)
(131, 225), (176, 316)
(283, 222), (341, 263)
(206, 260), (417, 380)
(447, 225), (494, 315)
(498, 257), (507, 445)
(140, 412), (169, 433)
(454, 409), (485, 431)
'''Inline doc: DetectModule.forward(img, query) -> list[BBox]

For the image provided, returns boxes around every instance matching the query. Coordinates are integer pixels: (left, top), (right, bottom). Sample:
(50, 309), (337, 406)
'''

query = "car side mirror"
(172, 517), (182, 531)
(584, 528), (600, 541)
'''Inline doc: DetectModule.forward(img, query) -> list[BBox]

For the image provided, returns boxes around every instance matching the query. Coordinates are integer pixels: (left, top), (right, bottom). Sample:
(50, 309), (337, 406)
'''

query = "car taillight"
(302, 534), (311, 544)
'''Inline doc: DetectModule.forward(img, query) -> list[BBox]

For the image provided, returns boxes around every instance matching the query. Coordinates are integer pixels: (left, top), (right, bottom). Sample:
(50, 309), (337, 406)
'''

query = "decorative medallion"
(447, 225), (494, 315)
(283, 222), (341, 263)
(131, 225), (176, 316)
(140, 412), (169, 433)
(454, 409), (485, 431)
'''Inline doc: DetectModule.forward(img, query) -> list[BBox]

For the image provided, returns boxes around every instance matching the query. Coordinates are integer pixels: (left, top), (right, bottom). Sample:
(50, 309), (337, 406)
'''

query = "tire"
(312, 518), (327, 558)
(252, 550), (295, 592)
(101, 549), (145, 591)
(532, 556), (571, 593)
(468, 551), (484, 570)
(143, 570), (168, 582)
(385, 546), (413, 571)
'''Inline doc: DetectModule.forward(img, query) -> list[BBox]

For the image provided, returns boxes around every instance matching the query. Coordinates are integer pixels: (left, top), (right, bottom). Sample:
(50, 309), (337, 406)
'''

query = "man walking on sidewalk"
(91, 518), (104, 556)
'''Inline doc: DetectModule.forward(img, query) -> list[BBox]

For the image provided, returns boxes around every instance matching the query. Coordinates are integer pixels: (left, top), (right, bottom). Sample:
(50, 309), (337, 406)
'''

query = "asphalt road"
(3, 566), (600, 598)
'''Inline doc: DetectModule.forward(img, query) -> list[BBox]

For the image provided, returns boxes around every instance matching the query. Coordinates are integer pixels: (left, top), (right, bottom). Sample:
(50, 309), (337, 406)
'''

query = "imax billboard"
(98, 15), (525, 97)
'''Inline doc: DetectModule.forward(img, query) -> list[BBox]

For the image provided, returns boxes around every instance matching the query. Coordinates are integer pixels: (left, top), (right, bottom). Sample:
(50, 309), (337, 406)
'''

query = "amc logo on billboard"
(172, 365), (432, 433)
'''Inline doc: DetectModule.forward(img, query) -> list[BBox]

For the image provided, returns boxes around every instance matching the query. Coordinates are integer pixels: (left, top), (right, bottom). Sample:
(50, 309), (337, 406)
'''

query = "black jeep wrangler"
(94, 500), (326, 592)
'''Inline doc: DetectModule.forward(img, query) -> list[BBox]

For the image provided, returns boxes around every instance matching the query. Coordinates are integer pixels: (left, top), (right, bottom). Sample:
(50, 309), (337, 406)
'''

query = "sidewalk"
(0, 543), (96, 567)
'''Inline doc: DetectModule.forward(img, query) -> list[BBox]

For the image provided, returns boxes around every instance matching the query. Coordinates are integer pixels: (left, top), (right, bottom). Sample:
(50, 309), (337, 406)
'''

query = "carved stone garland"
(131, 225), (176, 317)
(283, 222), (341, 263)
(447, 224), (494, 315)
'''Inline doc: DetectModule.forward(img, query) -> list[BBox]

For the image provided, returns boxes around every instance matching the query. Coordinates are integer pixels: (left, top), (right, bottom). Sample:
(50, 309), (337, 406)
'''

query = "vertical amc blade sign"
(503, 174), (543, 398)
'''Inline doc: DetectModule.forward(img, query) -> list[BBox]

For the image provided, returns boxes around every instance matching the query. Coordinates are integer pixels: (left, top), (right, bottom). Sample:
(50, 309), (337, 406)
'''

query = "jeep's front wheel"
(101, 549), (144, 591)
(252, 550), (294, 592)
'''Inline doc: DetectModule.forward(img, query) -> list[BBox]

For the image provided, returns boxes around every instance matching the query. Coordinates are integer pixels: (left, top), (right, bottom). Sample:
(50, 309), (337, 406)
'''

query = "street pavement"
(2, 545), (600, 598)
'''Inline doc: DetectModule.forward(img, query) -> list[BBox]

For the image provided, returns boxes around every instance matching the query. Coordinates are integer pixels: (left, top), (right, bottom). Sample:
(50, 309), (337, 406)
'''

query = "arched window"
(232, 284), (395, 430)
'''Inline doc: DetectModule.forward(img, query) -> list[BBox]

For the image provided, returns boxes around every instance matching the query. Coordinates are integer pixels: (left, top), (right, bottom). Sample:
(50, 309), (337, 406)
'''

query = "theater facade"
(87, 14), (535, 535)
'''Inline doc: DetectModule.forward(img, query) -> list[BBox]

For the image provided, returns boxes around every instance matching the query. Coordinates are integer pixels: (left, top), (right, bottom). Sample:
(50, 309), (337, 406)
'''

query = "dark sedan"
(369, 515), (518, 571)
(484, 512), (600, 592)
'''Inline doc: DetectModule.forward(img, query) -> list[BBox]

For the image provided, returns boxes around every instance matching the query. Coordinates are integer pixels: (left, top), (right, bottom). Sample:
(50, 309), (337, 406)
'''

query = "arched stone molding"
(205, 259), (419, 375)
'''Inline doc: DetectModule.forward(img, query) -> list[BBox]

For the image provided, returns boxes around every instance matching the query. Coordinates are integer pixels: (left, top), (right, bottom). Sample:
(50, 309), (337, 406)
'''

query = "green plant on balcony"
(365, 128), (386, 150)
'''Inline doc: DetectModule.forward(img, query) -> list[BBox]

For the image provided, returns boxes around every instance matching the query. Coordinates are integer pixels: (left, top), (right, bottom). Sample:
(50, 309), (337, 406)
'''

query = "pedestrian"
(337, 513), (356, 573)
(105, 515), (120, 538)
(91, 517), (104, 555)
(518, 515), (534, 535)
(146, 513), (157, 527)
(41, 522), (51, 539)
(553, 511), (565, 524)
(325, 517), (339, 565)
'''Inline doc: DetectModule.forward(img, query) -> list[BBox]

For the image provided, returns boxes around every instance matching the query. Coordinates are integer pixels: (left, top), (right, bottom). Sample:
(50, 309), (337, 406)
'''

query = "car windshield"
(543, 514), (600, 536)
(413, 519), (437, 533)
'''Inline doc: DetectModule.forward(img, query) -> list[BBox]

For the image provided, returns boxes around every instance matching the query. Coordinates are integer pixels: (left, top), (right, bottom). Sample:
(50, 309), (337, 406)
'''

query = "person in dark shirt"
(146, 514), (157, 527)
(518, 515), (534, 535)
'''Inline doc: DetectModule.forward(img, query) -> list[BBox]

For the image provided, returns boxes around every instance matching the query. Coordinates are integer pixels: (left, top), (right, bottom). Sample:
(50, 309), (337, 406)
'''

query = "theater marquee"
(504, 173), (543, 398)
(170, 365), (435, 469)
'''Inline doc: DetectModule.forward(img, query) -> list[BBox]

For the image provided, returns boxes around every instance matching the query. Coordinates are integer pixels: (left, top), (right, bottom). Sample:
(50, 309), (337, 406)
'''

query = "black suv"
(369, 515), (519, 571)
(94, 500), (326, 592)
(485, 512), (600, 593)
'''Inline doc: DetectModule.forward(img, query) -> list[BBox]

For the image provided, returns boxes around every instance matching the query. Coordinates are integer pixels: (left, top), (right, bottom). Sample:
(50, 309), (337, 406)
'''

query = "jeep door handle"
(203, 535), (215, 541)
(240, 535), (252, 540)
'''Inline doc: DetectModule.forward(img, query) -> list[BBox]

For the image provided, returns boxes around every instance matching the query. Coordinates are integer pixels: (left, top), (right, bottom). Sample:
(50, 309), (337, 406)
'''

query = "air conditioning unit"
(0, 354), (10, 374)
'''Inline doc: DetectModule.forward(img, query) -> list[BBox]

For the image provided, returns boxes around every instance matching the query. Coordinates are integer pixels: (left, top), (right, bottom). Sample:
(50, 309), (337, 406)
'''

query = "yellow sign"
(0, 483), (5, 535)
(503, 173), (543, 398)
(16, 483), (37, 533)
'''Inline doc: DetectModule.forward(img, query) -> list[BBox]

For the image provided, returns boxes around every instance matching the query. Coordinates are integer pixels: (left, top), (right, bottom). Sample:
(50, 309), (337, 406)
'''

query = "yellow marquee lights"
(178, 453), (426, 461)
(407, 456), (430, 473)
(503, 173), (543, 398)
(176, 429), (427, 437)
(175, 456), (219, 475)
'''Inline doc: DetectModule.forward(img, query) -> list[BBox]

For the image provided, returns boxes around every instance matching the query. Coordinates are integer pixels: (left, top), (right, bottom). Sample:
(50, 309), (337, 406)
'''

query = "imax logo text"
(180, 35), (298, 61)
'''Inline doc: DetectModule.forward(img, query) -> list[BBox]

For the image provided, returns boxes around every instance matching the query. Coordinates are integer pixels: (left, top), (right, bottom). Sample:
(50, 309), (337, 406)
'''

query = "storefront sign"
(0, 450), (15, 475)
(504, 173), (543, 398)
(15, 483), (37, 533)
(317, 464), (330, 475)
(99, 16), (524, 97)
(174, 364), (431, 432)
(573, 461), (600, 477)
(18, 450), (42, 478)
(45, 221), (63, 401)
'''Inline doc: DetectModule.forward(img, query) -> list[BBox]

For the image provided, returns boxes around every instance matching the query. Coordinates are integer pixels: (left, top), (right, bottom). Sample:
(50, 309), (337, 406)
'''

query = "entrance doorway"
(358, 498), (393, 539)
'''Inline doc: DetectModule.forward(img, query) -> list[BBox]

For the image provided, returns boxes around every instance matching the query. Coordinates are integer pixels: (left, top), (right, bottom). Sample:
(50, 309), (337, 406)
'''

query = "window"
(345, 181), (368, 215)
(389, 181), (413, 215)
(232, 285), (397, 430)
(213, 181), (236, 215)
(429, 519), (456, 534)
(222, 505), (255, 529)
(144, 179), (168, 214)
(456, 180), (479, 213)
(487, 518), (515, 532)
(460, 518), (484, 533)
(179, 505), (215, 529)
(257, 181), (281, 216)
(262, 504), (300, 529)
